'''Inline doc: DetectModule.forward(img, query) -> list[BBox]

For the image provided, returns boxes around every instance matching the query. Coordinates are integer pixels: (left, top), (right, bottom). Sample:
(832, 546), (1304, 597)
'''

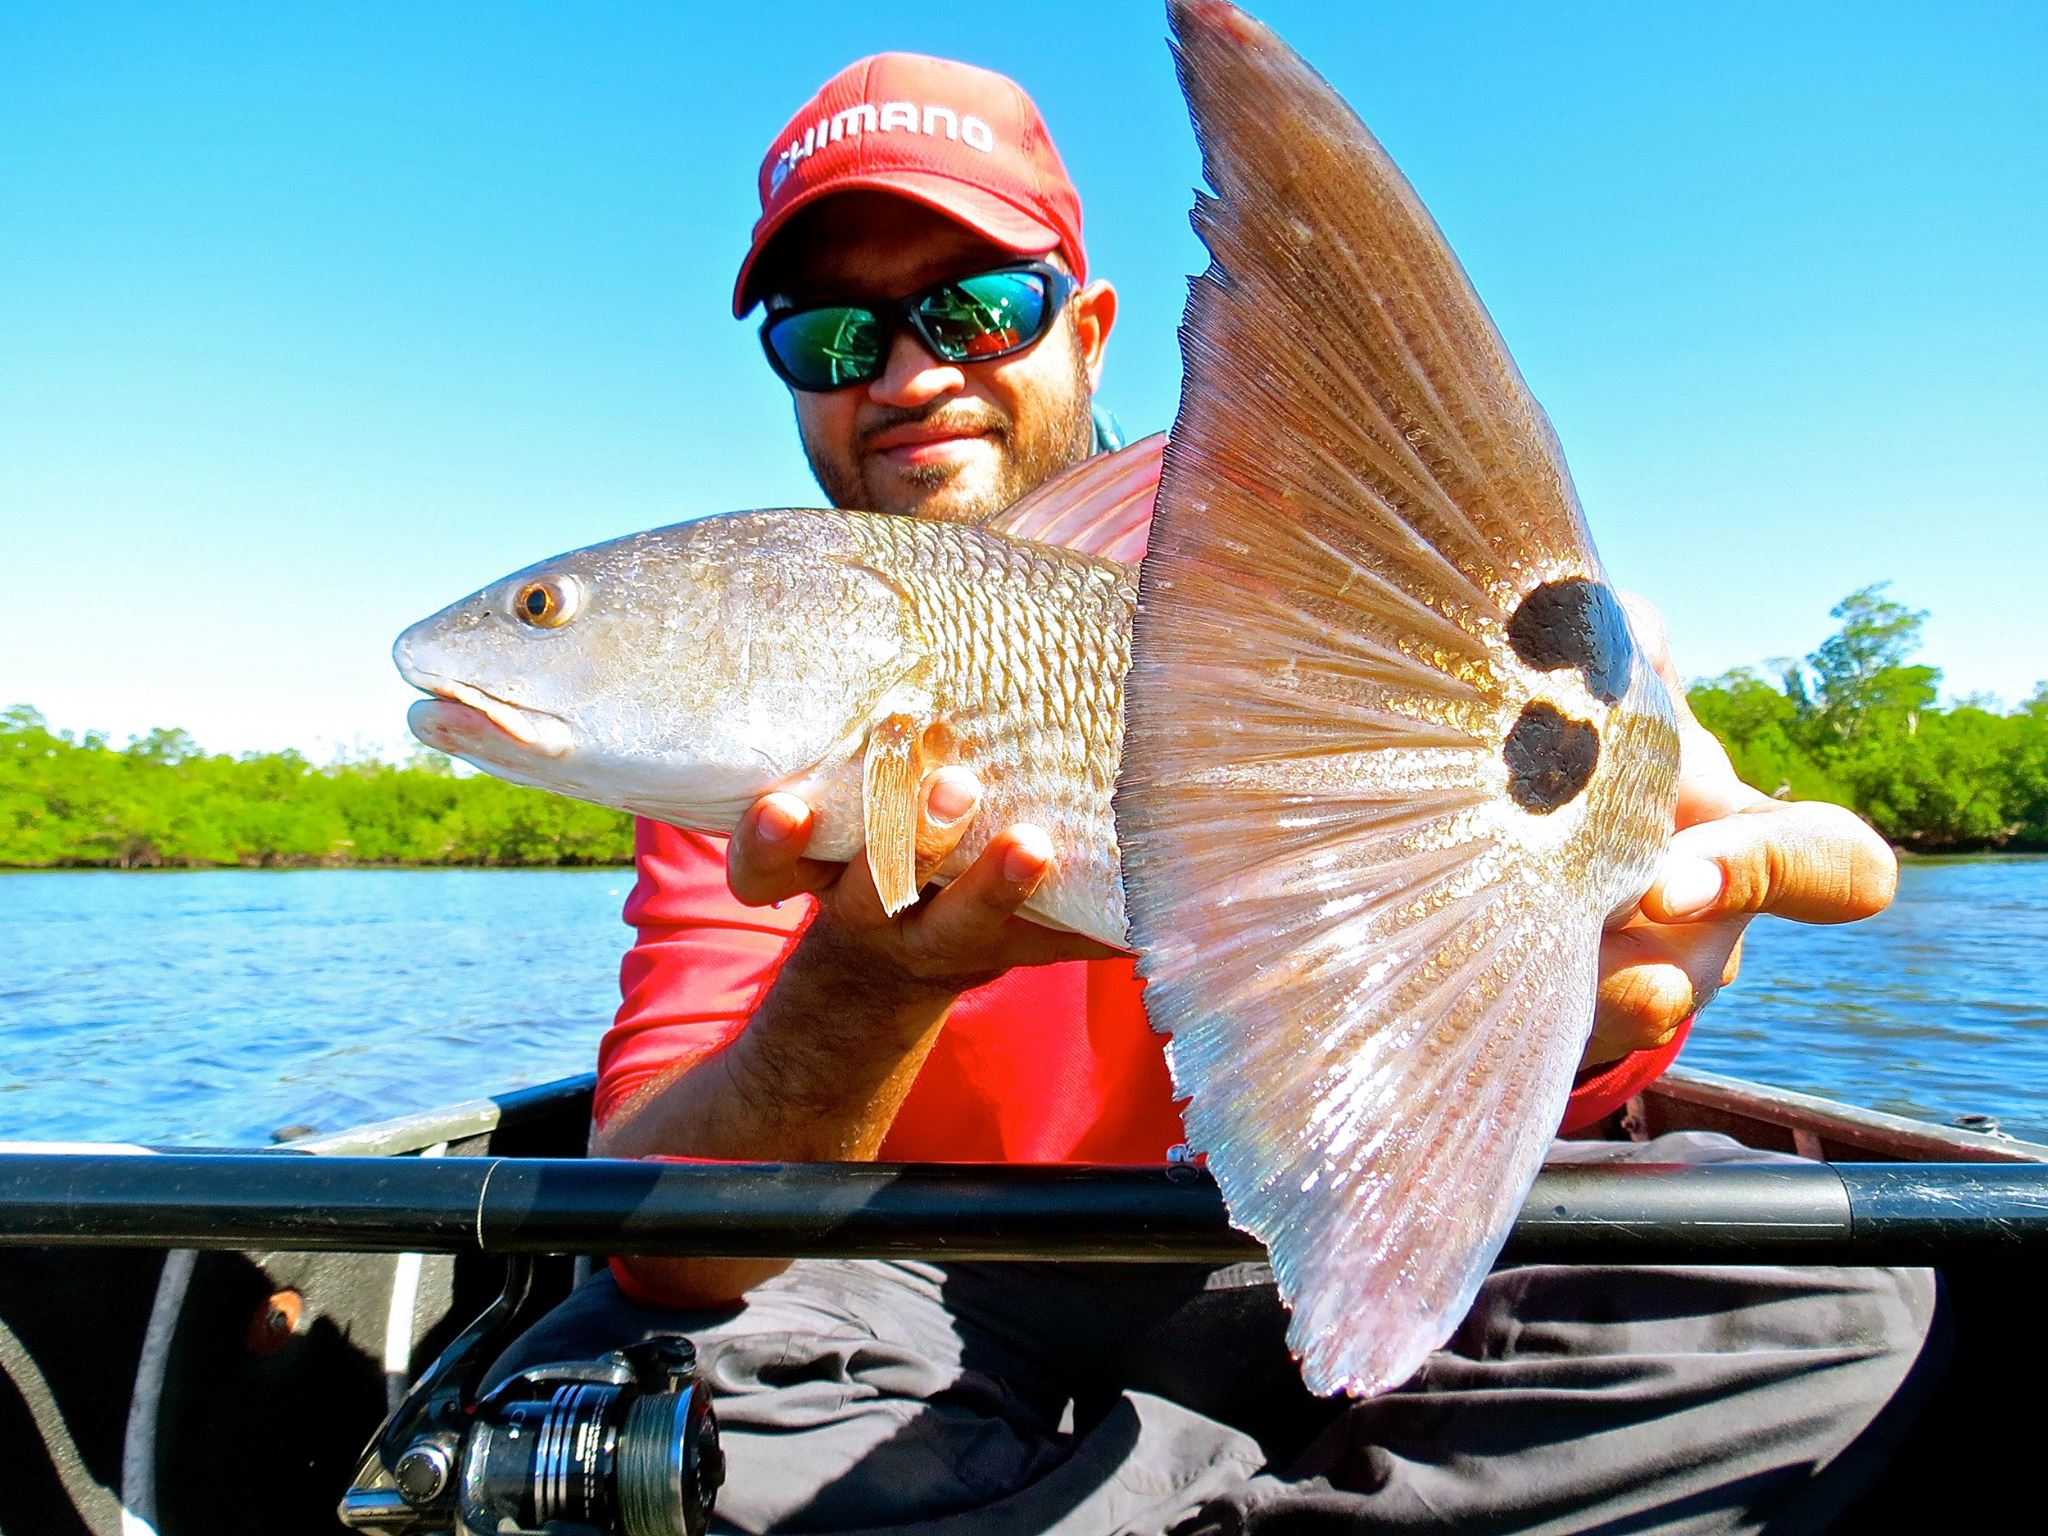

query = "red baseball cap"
(732, 53), (1087, 318)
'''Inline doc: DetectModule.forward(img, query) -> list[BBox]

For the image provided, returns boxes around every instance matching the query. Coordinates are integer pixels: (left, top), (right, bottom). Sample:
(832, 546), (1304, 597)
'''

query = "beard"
(800, 328), (1097, 525)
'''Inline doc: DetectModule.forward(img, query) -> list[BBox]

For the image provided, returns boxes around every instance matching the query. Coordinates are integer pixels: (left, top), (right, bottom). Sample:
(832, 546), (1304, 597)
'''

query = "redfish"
(397, 0), (1679, 1399)
(398, 448), (1155, 947)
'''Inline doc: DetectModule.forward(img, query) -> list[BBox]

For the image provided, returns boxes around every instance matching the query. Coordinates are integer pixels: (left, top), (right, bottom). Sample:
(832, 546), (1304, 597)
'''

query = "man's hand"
(600, 768), (1119, 1307)
(727, 766), (1123, 998)
(1586, 598), (1897, 1068)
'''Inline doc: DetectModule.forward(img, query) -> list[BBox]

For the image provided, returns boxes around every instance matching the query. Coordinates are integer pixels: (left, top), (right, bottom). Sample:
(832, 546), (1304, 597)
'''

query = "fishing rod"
(1, 1151), (2044, 1263)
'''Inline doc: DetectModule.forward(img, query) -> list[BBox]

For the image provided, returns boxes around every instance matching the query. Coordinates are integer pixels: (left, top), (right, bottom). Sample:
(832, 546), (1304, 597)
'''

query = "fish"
(397, 438), (1164, 948)
(396, 0), (1679, 1401)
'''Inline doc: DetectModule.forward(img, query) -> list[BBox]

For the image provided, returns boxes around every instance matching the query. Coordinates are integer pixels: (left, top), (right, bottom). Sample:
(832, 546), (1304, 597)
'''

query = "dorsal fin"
(981, 433), (1163, 564)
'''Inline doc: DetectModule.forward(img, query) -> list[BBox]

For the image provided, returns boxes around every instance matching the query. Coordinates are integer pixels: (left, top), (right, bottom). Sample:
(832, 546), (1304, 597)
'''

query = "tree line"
(1687, 585), (2045, 852)
(4, 585), (2043, 868)
(0, 707), (632, 868)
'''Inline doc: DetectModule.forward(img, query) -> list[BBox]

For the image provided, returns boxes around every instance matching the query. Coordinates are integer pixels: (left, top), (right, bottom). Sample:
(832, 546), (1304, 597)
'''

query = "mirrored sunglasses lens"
(918, 270), (1051, 362)
(767, 307), (882, 388)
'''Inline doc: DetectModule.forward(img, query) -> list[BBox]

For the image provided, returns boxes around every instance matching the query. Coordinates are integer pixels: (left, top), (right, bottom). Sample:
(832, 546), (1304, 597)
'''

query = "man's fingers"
(1639, 801), (1897, 926)
(914, 767), (982, 885)
(925, 831), (1056, 950)
(793, 778), (1120, 978)
(1587, 918), (1748, 1067)
(728, 767), (989, 915)
(725, 793), (833, 907)
(823, 766), (986, 929)
(901, 825), (1055, 972)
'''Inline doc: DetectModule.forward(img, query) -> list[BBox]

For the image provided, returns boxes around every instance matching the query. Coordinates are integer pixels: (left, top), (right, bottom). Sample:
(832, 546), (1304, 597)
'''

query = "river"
(2, 857), (2043, 1146)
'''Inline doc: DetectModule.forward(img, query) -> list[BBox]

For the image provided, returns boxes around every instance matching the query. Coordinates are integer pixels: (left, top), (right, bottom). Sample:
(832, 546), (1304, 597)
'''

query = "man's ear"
(1070, 280), (1118, 392)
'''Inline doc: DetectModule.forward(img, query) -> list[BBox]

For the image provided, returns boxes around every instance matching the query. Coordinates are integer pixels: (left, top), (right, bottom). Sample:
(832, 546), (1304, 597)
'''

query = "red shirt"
(595, 819), (1688, 1157)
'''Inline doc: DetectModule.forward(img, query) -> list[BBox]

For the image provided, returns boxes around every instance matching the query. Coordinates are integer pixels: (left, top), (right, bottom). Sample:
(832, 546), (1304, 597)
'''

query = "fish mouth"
(404, 673), (573, 759)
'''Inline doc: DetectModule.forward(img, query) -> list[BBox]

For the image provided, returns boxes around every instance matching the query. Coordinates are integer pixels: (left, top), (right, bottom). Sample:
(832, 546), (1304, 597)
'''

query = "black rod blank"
(0, 1153), (2043, 1264)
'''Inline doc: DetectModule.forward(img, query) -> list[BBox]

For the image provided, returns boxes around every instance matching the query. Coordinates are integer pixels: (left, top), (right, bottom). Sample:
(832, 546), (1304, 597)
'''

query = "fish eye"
(513, 577), (579, 629)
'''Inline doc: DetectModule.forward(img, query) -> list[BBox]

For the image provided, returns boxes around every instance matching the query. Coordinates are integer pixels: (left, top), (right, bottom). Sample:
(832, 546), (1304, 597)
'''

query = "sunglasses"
(759, 260), (1077, 392)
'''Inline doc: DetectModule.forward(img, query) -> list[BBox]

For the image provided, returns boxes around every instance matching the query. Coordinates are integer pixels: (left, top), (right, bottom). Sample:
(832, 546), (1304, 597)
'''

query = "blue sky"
(5, 1), (2043, 758)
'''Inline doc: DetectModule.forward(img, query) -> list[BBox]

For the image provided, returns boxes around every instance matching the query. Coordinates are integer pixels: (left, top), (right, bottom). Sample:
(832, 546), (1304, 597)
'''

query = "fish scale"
(856, 515), (1136, 942)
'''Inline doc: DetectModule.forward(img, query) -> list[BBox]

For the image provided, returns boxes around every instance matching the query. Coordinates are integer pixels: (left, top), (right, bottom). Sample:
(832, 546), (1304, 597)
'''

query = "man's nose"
(866, 329), (964, 409)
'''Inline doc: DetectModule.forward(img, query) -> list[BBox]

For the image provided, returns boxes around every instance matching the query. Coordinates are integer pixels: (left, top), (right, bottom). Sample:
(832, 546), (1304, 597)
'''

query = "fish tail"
(1115, 0), (1669, 1397)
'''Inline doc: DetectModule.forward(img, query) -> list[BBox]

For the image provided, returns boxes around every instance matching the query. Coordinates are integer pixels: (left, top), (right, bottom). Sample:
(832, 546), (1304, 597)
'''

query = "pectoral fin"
(862, 714), (925, 915)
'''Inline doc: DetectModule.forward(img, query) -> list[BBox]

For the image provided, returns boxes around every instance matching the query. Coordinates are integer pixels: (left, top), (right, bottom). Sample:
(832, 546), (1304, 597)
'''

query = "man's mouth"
(863, 415), (1004, 468)
(404, 674), (573, 758)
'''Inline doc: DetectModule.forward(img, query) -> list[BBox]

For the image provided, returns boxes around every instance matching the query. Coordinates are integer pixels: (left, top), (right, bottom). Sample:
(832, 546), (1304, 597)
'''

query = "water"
(1685, 855), (2048, 1141)
(2, 859), (2044, 1147)
(0, 869), (630, 1145)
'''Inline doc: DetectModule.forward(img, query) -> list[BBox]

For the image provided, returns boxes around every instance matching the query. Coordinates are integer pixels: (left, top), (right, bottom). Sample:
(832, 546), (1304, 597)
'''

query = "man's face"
(759, 194), (1115, 524)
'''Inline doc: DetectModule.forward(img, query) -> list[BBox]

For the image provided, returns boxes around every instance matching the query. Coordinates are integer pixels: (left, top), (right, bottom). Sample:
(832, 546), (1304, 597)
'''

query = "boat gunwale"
(8, 1065), (2038, 1169)
(285, 1066), (2048, 1167)
(1637, 1066), (2048, 1164)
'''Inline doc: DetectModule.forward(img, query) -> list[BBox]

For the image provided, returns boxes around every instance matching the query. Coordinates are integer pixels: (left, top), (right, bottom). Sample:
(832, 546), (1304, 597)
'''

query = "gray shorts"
(486, 1134), (1940, 1535)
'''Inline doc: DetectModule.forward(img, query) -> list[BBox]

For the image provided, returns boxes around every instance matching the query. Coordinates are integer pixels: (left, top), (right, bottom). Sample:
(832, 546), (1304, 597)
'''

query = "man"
(500, 52), (1937, 1534)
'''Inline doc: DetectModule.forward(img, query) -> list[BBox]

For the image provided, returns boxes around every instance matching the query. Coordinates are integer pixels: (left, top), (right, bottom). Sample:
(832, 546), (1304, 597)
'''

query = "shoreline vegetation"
(6, 587), (2044, 870)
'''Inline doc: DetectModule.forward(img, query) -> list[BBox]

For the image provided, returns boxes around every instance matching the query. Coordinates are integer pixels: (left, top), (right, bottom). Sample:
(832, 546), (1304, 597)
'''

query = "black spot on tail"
(1504, 702), (1599, 814)
(1507, 578), (1633, 704)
